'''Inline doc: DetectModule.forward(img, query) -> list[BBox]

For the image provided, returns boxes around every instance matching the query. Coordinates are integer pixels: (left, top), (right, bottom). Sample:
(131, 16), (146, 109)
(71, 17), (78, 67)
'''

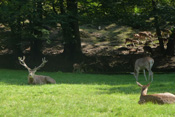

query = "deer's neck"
(141, 89), (148, 96)
(28, 75), (34, 84)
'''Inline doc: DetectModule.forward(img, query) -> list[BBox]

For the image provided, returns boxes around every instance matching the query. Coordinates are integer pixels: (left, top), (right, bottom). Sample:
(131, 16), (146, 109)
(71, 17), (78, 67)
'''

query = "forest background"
(0, 0), (175, 73)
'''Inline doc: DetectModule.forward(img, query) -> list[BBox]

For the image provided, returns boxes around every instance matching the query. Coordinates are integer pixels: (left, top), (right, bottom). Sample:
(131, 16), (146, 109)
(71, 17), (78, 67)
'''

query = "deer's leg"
(135, 74), (138, 81)
(147, 69), (152, 81)
(143, 69), (147, 81)
(149, 70), (153, 82)
(135, 70), (139, 81)
(145, 66), (151, 81)
(138, 99), (146, 104)
(147, 64), (153, 82)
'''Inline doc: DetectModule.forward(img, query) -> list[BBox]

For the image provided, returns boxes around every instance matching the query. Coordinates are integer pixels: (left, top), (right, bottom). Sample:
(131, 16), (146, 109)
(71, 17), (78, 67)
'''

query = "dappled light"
(1, 69), (175, 116)
(0, 0), (175, 116)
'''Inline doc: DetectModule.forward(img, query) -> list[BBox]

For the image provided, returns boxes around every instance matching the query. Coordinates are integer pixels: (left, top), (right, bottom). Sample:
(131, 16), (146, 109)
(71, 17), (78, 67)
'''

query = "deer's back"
(140, 93), (175, 104)
(30, 75), (56, 84)
(135, 57), (154, 69)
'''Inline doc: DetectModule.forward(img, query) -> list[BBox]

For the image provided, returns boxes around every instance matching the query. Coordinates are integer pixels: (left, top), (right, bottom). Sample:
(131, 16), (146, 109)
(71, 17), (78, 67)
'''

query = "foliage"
(1, 69), (175, 116)
(0, 0), (175, 56)
(0, 0), (54, 55)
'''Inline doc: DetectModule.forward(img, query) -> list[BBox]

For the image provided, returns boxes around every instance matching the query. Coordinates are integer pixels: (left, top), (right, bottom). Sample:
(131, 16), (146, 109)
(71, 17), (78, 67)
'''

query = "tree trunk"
(152, 0), (165, 52)
(30, 39), (43, 57)
(10, 18), (23, 56)
(166, 28), (175, 55)
(30, 1), (43, 57)
(60, 0), (82, 60)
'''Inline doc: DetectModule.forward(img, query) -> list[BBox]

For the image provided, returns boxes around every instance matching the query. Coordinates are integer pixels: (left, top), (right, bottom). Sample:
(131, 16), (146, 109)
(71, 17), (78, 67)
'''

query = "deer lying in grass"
(131, 57), (154, 81)
(18, 56), (56, 85)
(137, 82), (175, 104)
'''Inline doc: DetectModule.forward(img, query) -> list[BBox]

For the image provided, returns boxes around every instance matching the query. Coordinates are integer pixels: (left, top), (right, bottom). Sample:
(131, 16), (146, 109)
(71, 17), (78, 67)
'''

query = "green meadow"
(0, 69), (175, 117)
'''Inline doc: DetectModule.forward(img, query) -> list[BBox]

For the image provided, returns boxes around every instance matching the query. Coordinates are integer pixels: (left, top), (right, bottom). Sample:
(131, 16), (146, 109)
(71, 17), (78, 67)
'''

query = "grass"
(0, 69), (175, 116)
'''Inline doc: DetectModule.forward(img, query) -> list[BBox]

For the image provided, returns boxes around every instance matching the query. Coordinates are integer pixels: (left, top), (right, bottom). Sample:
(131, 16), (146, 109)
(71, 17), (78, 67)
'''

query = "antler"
(18, 56), (31, 71)
(33, 57), (48, 71)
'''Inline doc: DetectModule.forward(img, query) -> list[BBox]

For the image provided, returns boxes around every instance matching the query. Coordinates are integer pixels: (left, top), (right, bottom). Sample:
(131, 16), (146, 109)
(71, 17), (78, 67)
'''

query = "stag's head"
(28, 69), (37, 78)
(18, 56), (48, 78)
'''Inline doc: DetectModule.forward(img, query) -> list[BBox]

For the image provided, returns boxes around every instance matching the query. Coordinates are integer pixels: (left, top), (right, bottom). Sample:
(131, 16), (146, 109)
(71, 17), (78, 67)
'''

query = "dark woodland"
(0, 0), (175, 73)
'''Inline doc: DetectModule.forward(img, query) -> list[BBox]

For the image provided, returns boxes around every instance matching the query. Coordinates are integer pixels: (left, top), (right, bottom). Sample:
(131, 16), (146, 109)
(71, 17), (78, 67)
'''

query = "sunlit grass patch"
(0, 69), (175, 116)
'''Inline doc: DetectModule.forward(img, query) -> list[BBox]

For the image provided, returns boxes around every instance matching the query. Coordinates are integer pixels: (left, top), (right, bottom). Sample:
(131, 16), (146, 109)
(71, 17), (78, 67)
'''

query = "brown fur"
(131, 57), (154, 81)
(73, 63), (85, 73)
(18, 56), (56, 85)
(137, 82), (175, 104)
(73, 62), (88, 73)
(28, 75), (56, 85)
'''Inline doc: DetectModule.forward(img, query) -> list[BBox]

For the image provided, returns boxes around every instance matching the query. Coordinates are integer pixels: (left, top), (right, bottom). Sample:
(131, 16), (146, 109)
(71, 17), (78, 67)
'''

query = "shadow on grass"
(0, 70), (142, 86)
(0, 73), (136, 85)
(96, 81), (175, 94)
(0, 69), (175, 95)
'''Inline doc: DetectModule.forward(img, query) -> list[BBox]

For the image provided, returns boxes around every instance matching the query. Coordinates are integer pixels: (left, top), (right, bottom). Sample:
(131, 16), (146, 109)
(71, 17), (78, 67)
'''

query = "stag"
(18, 56), (56, 85)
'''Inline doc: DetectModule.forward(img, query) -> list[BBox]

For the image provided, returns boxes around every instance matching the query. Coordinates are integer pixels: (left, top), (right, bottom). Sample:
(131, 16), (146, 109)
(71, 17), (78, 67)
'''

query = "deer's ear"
(146, 82), (151, 87)
(136, 81), (143, 87)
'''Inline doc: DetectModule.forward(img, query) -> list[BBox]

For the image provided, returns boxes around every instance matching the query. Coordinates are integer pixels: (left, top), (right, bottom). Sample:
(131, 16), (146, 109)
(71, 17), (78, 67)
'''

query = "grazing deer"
(73, 62), (88, 73)
(131, 57), (154, 81)
(18, 56), (56, 85)
(137, 82), (175, 104)
(73, 63), (85, 73)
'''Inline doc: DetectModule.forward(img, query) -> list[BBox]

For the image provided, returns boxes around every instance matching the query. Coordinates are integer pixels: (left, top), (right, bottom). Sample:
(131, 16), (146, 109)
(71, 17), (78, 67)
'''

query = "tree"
(166, 28), (175, 56)
(58, 0), (82, 60)
(0, 0), (51, 57)
(151, 0), (164, 52)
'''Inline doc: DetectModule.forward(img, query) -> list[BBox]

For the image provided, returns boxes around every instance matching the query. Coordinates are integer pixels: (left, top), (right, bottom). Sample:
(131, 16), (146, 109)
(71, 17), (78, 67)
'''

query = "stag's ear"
(136, 81), (143, 87)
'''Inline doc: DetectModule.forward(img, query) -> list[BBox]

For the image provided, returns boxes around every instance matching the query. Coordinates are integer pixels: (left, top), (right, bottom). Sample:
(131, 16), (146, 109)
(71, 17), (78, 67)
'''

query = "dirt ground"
(41, 24), (175, 73)
(0, 24), (175, 73)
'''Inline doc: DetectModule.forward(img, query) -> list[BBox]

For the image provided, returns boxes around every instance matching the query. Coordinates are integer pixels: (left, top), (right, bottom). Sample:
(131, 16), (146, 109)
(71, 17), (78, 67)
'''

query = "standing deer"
(137, 82), (175, 104)
(18, 56), (56, 85)
(131, 57), (154, 81)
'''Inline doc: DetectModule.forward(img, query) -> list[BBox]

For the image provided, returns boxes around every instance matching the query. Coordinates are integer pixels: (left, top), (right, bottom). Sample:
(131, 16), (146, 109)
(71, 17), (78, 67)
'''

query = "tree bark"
(166, 28), (175, 55)
(60, 0), (82, 60)
(152, 0), (165, 52)
(30, 1), (43, 57)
